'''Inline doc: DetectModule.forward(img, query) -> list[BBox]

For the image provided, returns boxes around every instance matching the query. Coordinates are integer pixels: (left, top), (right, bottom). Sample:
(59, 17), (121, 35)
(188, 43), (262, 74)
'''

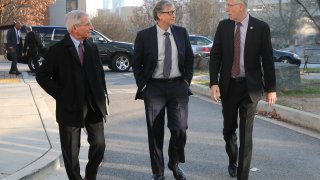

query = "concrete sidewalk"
(0, 60), (90, 180)
(191, 74), (320, 133)
(0, 61), (61, 180)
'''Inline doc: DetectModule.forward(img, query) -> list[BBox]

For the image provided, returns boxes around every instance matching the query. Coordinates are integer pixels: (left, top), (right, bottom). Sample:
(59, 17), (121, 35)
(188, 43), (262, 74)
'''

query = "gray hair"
(234, 0), (248, 7)
(26, 26), (32, 31)
(65, 10), (89, 32)
(153, 0), (174, 21)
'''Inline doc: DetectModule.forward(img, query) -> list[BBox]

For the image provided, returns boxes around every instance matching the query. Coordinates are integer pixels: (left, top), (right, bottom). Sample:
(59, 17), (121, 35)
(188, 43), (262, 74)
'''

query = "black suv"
(7, 26), (134, 72)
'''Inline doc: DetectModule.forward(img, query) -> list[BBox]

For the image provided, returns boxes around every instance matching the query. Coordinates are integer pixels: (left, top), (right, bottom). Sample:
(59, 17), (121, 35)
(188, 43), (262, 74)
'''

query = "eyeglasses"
(161, 10), (176, 16)
(225, 3), (241, 8)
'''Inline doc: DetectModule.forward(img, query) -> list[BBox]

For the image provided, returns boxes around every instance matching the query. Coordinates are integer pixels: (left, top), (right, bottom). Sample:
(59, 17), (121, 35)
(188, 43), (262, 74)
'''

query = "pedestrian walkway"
(0, 60), (90, 179)
(0, 61), (60, 179)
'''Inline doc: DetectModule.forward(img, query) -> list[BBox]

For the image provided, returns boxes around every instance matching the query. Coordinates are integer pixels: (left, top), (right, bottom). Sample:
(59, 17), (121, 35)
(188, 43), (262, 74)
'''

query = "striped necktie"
(231, 22), (241, 77)
(78, 42), (84, 64)
(163, 32), (172, 78)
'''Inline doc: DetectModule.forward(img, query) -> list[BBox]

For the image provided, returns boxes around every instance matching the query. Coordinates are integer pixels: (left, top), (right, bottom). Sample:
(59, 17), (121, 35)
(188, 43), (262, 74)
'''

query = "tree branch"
(295, 0), (320, 32)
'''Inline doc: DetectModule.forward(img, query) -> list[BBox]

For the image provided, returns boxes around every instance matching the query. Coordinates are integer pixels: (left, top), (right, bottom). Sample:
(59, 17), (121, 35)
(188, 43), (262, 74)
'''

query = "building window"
(66, 0), (78, 12)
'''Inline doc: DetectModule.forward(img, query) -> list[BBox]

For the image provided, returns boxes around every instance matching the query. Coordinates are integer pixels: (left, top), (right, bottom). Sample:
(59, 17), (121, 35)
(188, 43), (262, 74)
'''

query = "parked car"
(273, 49), (301, 66)
(6, 26), (134, 72)
(189, 34), (213, 59)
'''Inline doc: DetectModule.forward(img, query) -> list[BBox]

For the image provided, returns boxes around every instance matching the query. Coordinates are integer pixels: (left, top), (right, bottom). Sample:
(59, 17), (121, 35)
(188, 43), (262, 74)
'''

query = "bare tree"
(296, 0), (320, 32)
(91, 12), (134, 42)
(278, 0), (304, 46)
(129, 0), (156, 33)
(185, 0), (220, 39)
(0, 0), (54, 25)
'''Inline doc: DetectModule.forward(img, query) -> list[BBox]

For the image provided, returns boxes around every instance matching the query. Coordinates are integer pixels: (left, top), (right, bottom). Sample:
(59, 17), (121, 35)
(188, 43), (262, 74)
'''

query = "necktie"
(163, 32), (172, 78)
(231, 22), (241, 77)
(17, 31), (20, 44)
(78, 42), (84, 64)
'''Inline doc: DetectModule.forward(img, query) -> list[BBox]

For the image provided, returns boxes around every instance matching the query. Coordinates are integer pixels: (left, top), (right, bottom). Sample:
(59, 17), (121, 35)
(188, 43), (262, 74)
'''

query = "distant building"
(49, 0), (86, 26)
(98, 0), (135, 20)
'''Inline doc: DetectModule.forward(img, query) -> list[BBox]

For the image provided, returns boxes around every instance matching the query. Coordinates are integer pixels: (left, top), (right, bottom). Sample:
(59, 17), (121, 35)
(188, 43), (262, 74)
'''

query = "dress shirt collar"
(156, 24), (172, 36)
(236, 13), (249, 27)
(69, 34), (82, 48)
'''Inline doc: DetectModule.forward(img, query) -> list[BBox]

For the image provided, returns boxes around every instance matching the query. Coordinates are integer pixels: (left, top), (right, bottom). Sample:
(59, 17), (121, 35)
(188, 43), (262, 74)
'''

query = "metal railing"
(303, 48), (320, 73)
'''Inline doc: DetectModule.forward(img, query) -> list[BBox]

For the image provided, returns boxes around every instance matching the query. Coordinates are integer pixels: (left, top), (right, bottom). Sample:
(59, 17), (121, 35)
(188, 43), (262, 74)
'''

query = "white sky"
(87, 0), (142, 15)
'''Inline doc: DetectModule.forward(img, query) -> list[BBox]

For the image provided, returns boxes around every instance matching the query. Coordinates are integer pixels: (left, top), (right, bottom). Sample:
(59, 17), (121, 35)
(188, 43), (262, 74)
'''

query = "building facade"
(49, 0), (86, 26)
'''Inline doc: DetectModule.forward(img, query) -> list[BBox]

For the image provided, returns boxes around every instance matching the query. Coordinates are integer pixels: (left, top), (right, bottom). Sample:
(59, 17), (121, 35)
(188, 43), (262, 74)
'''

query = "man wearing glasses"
(209, 0), (277, 179)
(36, 10), (108, 180)
(132, 0), (194, 179)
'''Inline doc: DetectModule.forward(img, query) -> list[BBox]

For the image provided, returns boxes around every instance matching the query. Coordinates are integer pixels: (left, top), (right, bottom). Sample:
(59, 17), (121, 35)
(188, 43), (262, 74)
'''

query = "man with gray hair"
(210, 0), (276, 179)
(132, 0), (194, 180)
(36, 10), (109, 180)
(23, 26), (41, 72)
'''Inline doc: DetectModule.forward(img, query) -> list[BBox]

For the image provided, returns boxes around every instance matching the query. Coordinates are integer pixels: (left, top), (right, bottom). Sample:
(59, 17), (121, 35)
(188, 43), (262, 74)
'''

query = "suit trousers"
(59, 107), (105, 180)
(9, 47), (20, 72)
(27, 51), (39, 72)
(221, 79), (258, 180)
(143, 78), (189, 175)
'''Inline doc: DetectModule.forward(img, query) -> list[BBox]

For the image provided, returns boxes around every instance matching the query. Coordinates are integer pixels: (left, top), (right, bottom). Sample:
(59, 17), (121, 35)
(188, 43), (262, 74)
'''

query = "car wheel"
(111, 53), (131, 72)
(279, 57), (291, 64)
(28, 56), (44, 72)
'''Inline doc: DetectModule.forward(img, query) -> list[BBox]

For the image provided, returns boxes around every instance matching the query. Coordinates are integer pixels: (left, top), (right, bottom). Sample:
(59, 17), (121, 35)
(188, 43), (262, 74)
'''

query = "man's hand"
(266, 92), (277, 107)
(210, 85), (221, 102)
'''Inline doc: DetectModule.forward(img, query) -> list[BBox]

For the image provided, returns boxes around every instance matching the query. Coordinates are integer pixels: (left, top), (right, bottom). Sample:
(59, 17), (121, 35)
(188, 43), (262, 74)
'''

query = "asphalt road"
(96, 71), (320, 180)
(30, 67), (320, 180)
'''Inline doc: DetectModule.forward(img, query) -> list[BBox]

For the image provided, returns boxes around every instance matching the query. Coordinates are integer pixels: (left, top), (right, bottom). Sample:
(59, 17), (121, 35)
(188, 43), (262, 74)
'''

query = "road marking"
(0, 78), (21, 83)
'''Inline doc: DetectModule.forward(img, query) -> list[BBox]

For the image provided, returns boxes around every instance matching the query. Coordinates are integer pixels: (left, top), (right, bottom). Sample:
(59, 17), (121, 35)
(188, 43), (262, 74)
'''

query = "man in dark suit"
(132, 1), (194, 179)
(36, 10), (108, 180)
(6, 21), (22, 75)
(209, 0), (277, 179)
(23, 26), (42, 72)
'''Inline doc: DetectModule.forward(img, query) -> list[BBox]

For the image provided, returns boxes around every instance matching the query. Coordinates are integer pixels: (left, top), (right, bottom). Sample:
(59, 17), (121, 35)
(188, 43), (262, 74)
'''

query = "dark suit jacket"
(36, 34), (108, 127)
(23, 31), (38, 53)
(132, 25), (194, 100)
(6, 27), (22, 51)
(210, 16), (276, 103)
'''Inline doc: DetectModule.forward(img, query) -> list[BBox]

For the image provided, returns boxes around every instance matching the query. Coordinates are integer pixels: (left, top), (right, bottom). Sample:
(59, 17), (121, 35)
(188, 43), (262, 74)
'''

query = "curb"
(2, 72), (62, 180)
(190, 83), (320, 133)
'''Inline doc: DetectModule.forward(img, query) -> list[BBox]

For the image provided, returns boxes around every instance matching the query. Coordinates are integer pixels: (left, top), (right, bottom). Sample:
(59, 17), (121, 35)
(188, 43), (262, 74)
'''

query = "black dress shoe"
(9, 71), (21, 75)
(228, 164), (237, 178)
(168, 163), (186, 180)
(150, 174), (165, 180)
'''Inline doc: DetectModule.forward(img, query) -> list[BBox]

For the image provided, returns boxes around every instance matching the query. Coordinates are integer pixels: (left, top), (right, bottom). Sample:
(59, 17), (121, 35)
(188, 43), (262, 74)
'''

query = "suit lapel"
(150, 25), (158, 64)
(64, 34), (81, 65)
(83, 39), (93, 65)
(244, 16), (255, 63)
(227, 21), (235, 64)
(170, 26), (180, 50)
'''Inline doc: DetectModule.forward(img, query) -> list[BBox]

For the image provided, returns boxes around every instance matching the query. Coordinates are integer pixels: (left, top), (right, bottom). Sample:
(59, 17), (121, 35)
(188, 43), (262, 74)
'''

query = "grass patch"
(278, 79), (320, 97)
(300, 68), (320, 73)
